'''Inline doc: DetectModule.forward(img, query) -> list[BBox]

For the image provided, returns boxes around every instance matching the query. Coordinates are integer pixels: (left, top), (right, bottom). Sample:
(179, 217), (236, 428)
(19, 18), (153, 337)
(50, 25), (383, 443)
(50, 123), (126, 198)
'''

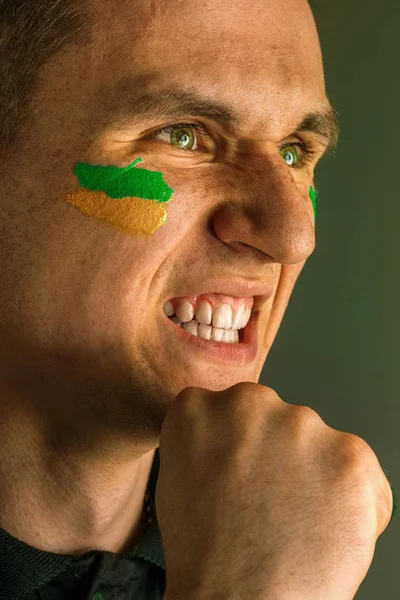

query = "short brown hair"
(0, 0), (91, 155)
(0, 0), (317, 157)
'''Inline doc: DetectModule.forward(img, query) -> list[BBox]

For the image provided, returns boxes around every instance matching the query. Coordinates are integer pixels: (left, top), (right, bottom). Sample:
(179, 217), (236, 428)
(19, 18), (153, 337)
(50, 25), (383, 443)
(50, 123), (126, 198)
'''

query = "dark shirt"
(0, 447), (166, 600)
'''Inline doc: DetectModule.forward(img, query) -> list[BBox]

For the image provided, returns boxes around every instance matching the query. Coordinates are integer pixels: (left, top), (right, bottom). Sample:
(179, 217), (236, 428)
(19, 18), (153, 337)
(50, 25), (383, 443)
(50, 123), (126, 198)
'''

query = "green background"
(260, 0), (399, 597)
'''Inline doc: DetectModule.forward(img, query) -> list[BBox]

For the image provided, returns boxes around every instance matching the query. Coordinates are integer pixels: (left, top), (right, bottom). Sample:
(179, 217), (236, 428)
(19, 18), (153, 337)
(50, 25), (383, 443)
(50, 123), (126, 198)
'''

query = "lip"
(162, 308), (260, 366)
(165, 278), (274, 312)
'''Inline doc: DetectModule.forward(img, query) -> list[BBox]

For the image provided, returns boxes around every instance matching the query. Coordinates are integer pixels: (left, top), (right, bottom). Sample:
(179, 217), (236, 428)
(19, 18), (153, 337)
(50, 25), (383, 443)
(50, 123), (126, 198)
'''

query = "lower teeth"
(169, 316), (241, 344)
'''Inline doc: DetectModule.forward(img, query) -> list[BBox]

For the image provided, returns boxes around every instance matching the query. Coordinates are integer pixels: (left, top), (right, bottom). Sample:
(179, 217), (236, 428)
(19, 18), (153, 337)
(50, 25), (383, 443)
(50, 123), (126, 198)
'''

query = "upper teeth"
(163, 299), (251, 330)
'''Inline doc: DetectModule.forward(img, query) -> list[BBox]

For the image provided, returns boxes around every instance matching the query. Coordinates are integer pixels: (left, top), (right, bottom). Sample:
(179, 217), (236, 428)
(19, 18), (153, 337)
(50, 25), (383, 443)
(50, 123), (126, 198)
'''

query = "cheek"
(58, 157), (176, 238)
(59, 188), (172, 238)
(309, 186), (318, 222)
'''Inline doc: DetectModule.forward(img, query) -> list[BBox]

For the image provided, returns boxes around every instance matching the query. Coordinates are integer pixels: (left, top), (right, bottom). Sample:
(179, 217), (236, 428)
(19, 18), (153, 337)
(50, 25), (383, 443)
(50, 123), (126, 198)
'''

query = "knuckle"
(342, 434), (375, 466)
(338, 435), (393, 531)
(230, 382), (276, 400)
(223, 383), (279, 414)
(166, 387), (205, 425)
(176, 386), (203, 400)
(290, 404), (323, 429)
(336, 435), (372, 478)
(381, 475), (394, 531)
(344, 437), (395, 531)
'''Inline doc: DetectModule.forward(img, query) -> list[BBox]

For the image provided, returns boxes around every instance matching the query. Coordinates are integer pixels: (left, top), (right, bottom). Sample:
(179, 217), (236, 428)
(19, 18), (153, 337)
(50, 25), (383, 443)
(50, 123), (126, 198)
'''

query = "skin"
(0, 0), (330, 555)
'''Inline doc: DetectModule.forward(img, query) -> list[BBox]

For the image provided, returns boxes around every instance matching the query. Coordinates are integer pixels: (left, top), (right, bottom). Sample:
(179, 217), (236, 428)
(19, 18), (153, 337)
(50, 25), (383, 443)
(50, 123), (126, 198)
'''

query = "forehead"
(89, 0), (327, 140)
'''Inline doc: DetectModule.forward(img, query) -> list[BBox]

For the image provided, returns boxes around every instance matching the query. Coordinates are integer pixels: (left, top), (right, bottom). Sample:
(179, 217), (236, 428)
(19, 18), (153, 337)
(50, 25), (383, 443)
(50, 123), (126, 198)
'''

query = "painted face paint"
(309, 186), (319, 223)
(60, 158), (175, 238)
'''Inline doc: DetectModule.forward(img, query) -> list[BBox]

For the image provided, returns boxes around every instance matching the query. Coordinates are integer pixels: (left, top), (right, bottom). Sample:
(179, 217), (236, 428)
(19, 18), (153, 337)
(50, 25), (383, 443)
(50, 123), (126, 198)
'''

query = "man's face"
(0, 0), (329, 435)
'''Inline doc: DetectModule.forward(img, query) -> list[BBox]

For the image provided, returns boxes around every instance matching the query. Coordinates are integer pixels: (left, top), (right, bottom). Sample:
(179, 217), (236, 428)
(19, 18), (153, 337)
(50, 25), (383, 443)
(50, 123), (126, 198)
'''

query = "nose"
(212, 151), (316, 265)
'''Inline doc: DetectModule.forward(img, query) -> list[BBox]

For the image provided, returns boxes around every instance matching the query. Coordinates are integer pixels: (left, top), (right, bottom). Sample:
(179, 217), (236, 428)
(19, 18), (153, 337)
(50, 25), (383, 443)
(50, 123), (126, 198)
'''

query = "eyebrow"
(110, 85), (340, 157)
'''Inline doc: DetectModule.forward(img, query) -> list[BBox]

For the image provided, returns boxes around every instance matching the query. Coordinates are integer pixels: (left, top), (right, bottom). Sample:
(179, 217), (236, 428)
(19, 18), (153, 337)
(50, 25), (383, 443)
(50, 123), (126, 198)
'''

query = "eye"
(145, 121), (319, 168)
(279, 140), (318, 170)
(145, 122), (208, 153)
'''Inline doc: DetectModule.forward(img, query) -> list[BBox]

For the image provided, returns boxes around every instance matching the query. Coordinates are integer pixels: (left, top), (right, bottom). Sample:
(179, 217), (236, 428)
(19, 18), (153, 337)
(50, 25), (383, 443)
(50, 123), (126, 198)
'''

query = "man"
(0, 0), (369, 598)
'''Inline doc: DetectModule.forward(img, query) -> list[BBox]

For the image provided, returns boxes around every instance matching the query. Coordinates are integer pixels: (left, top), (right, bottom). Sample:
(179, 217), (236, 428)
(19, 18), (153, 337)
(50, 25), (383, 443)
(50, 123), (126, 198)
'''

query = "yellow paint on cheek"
(61, 189), (171, 238)
(58, 158), (175, 238)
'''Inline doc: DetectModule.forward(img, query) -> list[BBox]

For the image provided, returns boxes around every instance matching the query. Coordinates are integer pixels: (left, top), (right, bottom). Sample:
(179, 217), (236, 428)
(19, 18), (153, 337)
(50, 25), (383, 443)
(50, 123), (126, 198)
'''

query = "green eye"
(279, 141), (317, 170)
(170, 125), (197, 150)
(148, 122), (318, 171)
(280, 146), (299, 167)
(148, 122), (205, 153)
(146, 122), (320, 220)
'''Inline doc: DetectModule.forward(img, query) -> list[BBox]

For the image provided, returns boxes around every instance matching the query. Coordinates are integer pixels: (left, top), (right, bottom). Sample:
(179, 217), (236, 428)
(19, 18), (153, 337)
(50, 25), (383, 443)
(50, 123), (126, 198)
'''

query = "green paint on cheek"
(73, 157), (174, 202)
(309, 185), (319, 223)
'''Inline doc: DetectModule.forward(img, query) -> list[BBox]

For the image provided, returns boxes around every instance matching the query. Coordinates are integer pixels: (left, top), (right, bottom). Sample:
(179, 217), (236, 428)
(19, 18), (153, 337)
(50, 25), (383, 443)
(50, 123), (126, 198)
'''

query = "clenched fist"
(156, 382), (393, 600)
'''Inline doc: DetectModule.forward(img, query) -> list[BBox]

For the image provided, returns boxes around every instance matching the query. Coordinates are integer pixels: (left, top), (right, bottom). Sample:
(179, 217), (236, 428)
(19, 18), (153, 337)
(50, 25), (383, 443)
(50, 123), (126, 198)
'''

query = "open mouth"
(162, 295), (253, 345)
(162, 298), (259, 366)
(166, 313), (246, 344)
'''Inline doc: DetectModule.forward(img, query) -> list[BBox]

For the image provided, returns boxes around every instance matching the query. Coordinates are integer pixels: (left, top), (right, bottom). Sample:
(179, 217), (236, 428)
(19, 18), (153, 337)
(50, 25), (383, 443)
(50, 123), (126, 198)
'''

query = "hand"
(155, 382), (393, 600)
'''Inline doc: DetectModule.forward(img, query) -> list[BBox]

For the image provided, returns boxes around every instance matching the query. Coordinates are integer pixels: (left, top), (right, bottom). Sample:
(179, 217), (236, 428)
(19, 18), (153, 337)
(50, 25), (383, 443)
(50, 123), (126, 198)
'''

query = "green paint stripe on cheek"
(309, 185), (319, 222)
(73, 157), (174, 202)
